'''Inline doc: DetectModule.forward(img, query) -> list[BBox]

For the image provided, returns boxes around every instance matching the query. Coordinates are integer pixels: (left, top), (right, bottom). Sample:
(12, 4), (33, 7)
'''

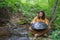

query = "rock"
(0, 27), (10, 36)
(16, 20), (26, 25)
(8, 35), (30, 40)
(11, 28), (28, 35)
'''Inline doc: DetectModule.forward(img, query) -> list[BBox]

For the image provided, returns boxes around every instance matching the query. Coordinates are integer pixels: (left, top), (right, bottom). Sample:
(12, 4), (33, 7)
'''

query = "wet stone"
(8, 35), (30, 40)
(10, 27), (28, 36)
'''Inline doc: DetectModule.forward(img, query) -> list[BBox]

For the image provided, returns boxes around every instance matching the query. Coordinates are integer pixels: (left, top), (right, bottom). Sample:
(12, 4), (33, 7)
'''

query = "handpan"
(31, 22), (48, 31)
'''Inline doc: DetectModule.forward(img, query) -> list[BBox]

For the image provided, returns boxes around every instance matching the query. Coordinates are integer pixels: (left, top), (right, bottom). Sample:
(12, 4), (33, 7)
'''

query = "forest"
(0, 0), (60, 40)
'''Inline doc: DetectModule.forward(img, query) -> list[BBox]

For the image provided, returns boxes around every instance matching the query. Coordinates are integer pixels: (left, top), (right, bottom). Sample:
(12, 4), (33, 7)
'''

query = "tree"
(49, 0), (58, 26)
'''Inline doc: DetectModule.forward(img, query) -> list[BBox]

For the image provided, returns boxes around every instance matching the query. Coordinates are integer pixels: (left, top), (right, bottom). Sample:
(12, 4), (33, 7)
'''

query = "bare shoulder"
(34, 16), (38, 18)
(33, 16), (38, 19)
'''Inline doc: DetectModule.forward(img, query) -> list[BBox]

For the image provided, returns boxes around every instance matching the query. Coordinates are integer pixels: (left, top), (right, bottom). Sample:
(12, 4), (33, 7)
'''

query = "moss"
(16, 20), (27, 25)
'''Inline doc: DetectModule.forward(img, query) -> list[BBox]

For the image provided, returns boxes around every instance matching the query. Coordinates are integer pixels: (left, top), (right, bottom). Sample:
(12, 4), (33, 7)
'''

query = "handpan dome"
(31, 22), (48, 31)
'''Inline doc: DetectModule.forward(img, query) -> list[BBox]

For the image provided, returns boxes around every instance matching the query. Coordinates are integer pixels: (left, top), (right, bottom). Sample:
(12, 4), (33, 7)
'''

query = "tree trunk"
(49, 0), (58, 26)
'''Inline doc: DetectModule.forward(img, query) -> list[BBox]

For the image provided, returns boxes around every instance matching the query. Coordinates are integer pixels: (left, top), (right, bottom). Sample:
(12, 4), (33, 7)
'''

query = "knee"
(29, 27), (32, 30)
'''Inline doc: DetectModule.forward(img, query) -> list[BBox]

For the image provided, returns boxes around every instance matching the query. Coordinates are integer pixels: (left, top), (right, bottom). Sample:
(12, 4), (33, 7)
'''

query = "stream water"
(0, 25), (32, 40)
(0, 24), (53, 40)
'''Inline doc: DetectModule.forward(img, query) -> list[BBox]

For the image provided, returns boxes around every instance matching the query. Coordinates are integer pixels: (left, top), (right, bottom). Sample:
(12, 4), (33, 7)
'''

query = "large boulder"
(0, 7), (12, 26)
(0, 7), (11, 36)
(0, 27), (10, 36)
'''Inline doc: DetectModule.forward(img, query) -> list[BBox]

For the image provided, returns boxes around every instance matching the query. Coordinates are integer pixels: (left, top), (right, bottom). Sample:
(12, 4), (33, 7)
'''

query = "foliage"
(0, 0), (60, 39)
(51, 29), (60, 40)
(0, 0), (50, 19)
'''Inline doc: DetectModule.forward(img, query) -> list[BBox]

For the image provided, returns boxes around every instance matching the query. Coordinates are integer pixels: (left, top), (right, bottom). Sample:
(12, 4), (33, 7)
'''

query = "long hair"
(37, 11), (45, 20)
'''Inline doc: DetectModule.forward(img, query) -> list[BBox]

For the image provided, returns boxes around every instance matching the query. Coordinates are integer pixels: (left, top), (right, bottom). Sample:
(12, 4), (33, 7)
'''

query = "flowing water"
(0, 24), (32, 40)
(0, 24), (53, 40)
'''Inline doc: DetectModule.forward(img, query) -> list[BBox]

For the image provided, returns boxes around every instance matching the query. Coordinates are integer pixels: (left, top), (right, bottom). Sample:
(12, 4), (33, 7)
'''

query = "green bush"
(51, 29), (60, 40)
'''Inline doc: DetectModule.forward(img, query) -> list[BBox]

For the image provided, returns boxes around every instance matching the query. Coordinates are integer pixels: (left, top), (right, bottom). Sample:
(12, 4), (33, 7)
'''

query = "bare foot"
(43, 34), (48, 37)
(34, 34), (39, 38)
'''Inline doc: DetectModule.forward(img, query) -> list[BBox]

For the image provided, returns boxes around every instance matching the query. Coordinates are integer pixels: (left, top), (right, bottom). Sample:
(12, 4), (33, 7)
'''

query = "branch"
(49, 16), (57, 26)
(51, 0), (58, 17)
(49, 0), (58, 26)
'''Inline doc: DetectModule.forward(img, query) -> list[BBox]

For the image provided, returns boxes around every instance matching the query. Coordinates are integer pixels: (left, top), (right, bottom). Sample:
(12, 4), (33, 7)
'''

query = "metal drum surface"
(31, 22), (48, 31)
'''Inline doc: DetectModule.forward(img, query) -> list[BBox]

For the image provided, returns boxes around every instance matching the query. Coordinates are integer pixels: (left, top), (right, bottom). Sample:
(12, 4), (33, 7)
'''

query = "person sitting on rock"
(29, 11), (51, 37)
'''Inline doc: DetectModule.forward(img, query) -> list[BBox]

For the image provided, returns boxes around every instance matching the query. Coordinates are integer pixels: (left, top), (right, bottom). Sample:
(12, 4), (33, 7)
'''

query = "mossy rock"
(27, 31), (34, 37)
(16, 20), (27, 25)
